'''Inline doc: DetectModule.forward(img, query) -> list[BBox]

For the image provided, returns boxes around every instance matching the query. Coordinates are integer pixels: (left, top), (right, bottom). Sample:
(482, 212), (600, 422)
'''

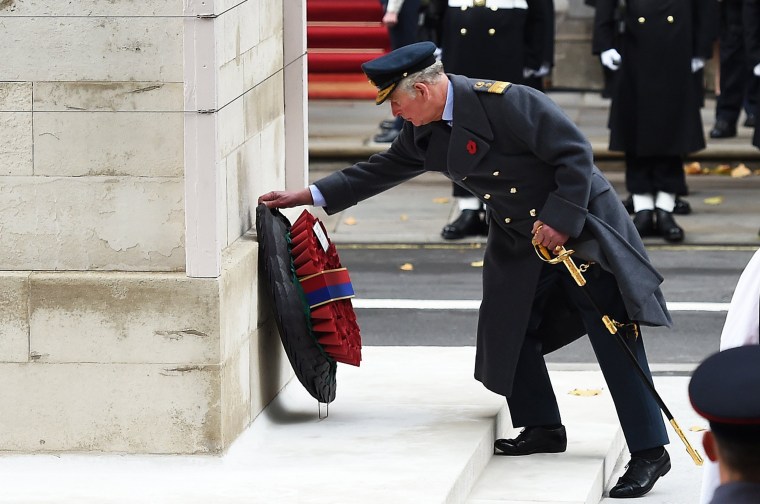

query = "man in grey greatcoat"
(259, 42), (672, 499)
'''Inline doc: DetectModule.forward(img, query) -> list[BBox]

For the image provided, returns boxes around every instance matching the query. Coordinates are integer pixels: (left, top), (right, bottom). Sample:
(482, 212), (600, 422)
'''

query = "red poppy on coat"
(466, 140), (477, 154)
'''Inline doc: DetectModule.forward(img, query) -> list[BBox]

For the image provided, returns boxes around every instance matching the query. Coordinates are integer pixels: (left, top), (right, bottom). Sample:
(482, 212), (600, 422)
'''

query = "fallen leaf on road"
(400, 214), (409, 221)
(343, 217), (357, 225)
(400, 263), (414, 271)
(714, 164), (731, 175)
(684, 161), (704, 175)
(689, 425), (707, 432)
(704, 196), (724, 205)
(432, 197), (450, 204)
(568, 388), (602, 396)
(471, 260), (484, 268)
(731, 163), (752, 178)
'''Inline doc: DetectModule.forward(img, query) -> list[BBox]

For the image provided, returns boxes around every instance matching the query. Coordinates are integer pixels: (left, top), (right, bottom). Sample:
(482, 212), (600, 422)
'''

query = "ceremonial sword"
(532, 240), (704, 466)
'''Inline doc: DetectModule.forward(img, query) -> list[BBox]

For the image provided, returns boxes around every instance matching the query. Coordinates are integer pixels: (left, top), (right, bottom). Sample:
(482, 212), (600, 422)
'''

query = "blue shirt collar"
(442, 80), (453, 125)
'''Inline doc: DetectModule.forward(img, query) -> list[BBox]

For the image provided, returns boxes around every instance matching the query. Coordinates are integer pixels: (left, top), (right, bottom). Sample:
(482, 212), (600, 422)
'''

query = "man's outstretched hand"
(258, 188), (313, 209)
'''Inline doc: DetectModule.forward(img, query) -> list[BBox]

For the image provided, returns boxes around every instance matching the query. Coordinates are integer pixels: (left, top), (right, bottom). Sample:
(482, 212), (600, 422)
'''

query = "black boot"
(655, 209), (684, 242)
(441, 209), (487, 240)
(632, 210), (656, 237)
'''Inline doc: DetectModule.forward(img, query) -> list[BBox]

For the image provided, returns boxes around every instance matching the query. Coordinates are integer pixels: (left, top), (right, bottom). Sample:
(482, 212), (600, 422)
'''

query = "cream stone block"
(218, 94), (246, 159)
(220, 337), (251, 446)
(0, 17), (183, 82)
(283, 0), (306, 65)
(244, 71), (284, 140)
(0, 273), (30, 363)
(220, 234), (258, 360)
(250, 318), (292, 420)
(249, 131), (283, 193)
(0, 362), (222, 453)
(217, 4), (243, 68)
(239, 0), (261, 56)
(0, 82), (33, 176)
(0, 0), (182, 16)
(28, 272), (219, 364)
(0, 112), (33, 176)
(34, 111), (183, 177)
(33, 82), (184, 112)
(218, 56), (245, 110)
(241, 33), (284, 94)
(0, 82), (31, 111)
(260, 116), (286, 186)
(260, 0), (284, 42)
(0, 177), (185, 271)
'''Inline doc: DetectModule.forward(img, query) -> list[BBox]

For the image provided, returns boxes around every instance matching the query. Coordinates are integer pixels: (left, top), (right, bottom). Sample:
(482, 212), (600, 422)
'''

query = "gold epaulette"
(473, 81), (511, 94)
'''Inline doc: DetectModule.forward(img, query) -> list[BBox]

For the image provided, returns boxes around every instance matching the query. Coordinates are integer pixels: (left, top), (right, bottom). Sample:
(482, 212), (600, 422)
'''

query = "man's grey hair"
(396, 60), (444, 96)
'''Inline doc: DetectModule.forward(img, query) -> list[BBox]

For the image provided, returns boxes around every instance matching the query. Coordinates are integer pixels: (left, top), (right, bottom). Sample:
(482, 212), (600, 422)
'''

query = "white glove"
(600, 48), (621, 71)
(691, 57), (705, 73)
(522, 67), (536, 79)
(534, 63), (551, 77)
(754, 62), (760, 76)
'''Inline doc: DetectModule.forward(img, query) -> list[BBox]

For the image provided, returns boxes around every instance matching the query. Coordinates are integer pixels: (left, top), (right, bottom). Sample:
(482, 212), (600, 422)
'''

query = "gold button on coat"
(488, 28), (495, 35)
(460, 28), (467, 35)
(667, 15), (674, 23)
(510, 187), (517, 193)
(492, 171), (500, 176)
(529, 209), (537, 217)
(484, 194), (491, 199)
(638, 16), (645, 23)
(504, 217), (512, 224)
(461, 5), (467, 10)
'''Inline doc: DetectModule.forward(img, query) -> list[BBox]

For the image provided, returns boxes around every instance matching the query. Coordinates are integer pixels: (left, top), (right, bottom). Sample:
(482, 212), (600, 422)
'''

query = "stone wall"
(0, 0), (303, 454)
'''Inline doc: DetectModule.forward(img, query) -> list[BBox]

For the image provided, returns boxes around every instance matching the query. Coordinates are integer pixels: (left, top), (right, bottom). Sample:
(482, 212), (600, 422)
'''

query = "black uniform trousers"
(506, 261), (670, 453)
(624, 154), (688, 197)
(716, 1), (758, 125)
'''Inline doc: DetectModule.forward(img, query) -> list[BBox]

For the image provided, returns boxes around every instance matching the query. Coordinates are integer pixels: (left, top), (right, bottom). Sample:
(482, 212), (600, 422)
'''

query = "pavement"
(2, 92), (759, 503)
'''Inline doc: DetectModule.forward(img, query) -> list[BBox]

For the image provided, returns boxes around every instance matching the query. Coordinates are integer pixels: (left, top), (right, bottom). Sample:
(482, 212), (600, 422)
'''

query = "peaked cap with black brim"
(361, 41), (437, 104)
(255, 204), (337, 404)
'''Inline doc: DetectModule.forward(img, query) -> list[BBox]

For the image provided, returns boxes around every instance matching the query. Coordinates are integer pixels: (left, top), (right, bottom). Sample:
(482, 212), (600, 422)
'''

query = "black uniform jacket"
(434, 0), (550, 83)
(593, 0), (717, 156)
(314, 75), (672, 396)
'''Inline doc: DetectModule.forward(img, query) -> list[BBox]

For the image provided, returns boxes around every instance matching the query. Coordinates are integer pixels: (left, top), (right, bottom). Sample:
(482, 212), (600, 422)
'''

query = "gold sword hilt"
(532, 242), (586, 286)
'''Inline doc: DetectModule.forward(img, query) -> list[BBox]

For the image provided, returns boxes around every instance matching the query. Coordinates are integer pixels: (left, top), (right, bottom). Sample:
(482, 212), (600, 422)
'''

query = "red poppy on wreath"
(466, 140), (477, 155)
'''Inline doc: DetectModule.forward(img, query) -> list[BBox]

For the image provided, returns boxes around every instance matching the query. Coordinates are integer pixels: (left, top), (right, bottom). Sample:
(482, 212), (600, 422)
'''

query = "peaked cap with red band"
(689, 345), (760, 440)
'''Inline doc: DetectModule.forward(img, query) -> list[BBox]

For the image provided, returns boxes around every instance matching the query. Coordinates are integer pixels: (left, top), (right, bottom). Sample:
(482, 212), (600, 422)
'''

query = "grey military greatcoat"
(313, 74), (671, 396)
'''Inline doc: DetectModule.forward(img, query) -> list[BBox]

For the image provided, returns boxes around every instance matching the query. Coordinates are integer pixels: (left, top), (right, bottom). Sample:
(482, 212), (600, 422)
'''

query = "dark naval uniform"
(435, 0), (551, 84)
(593, 0), (716, 158)
(313, 73), (671, 452)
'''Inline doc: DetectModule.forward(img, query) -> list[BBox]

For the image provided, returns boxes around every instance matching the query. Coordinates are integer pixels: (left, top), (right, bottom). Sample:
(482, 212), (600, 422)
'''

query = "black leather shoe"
(673, 197), (691, 215)
(441, 209), (487, 240)
(709, 119), (737, 139)
(632, 210), (656, 237)
(655, 209), (684, 242)
(373, 128), (400, 143)
(609, 450), (671, 498)
(744, 114), (756, 128)
(494, 425), (567, 456)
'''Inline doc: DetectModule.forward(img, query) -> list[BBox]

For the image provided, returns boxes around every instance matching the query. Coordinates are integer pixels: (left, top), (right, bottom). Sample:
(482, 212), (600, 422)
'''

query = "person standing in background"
(434, 0), (554, 240)
(374, 0), (423, 143)
(593, 0), (718, 243)
(709, 0), (758, 139)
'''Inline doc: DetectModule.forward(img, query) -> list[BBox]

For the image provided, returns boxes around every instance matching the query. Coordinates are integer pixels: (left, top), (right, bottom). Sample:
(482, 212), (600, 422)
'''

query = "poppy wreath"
(255, 204), (362, 404)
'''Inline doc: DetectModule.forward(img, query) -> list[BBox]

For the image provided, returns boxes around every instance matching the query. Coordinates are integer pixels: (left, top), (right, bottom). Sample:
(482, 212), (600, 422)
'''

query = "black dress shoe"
(673, 197), (691, 215)
(655, 209), (684, 242)
(494, 425), (567, 456)
(744, 114), (756, 128)
(709, 119), (737, 139)
(373, 128), (400, 143)
(632, 210), (656, 237)
(441, 209), (487, 240)
(609, 450), (671, 498)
